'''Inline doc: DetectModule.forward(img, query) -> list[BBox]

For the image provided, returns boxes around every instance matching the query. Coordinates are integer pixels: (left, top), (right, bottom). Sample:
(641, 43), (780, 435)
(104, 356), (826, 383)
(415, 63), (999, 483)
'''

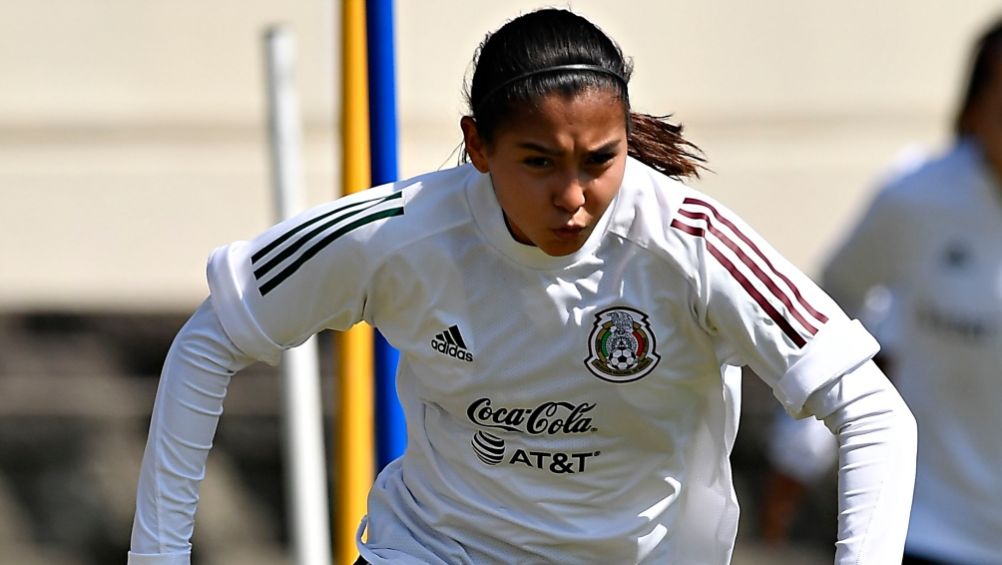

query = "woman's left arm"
(804, 360), (917, 564)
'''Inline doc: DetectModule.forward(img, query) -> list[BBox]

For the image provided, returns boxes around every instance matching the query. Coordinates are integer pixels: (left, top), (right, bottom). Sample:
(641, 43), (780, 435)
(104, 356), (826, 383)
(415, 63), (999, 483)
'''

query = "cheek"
(589, 167), (626, 209)
(492, 172), (542, 220)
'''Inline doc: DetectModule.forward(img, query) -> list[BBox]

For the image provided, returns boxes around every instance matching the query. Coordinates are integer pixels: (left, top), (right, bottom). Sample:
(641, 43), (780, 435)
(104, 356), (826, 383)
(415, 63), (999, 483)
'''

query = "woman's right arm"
(127, 299), (256, 565)
(126, 187), (405, 563)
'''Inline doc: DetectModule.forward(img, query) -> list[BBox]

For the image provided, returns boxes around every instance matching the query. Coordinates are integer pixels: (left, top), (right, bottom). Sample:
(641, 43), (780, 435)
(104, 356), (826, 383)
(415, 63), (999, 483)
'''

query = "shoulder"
(331, 164), (479, 250)
(610, 158), (738, 252)
(239, 164), (478, 286)
(875, 140), (981, 210)
(346, 163), (476, 217)
(608, 158), (747, 280)
(607, 157), (687, 244)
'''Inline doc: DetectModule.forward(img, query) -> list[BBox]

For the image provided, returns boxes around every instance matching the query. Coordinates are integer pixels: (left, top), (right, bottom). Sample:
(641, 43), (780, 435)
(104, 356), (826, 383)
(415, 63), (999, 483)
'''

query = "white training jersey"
(822, 140), (1002, 564)
(207, 158), (878, 564)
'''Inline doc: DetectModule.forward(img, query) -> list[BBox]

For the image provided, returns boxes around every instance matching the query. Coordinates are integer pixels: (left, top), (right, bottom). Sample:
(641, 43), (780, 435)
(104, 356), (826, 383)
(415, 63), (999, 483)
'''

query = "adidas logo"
(431, 325), (474, 362)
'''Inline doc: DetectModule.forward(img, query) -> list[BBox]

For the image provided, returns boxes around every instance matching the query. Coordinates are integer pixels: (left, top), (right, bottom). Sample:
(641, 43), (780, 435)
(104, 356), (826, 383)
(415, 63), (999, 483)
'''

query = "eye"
(523, 156), (552, 168)
(586, 151), (616, 166)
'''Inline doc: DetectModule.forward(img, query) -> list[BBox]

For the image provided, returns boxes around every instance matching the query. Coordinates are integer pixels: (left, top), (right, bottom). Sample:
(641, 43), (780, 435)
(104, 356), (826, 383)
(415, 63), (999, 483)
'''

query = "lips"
(553, 225), (586, 240)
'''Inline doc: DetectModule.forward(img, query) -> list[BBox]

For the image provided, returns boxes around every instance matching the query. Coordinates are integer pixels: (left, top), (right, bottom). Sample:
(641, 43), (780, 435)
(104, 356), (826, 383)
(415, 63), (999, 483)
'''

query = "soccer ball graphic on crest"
(608, 339), (638, 371)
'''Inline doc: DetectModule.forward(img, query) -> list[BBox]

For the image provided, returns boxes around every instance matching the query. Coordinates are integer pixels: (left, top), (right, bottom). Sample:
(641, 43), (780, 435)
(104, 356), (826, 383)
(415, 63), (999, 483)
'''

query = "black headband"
(476, 63), (628, 112)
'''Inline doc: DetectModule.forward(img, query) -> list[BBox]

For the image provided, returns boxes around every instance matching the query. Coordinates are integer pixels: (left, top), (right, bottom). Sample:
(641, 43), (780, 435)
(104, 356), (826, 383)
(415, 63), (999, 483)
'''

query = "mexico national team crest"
(585, 307), (660, 383)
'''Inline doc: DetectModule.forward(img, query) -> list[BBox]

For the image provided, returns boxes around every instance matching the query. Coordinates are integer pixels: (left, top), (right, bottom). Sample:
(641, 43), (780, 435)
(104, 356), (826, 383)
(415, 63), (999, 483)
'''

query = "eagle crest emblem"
(585, 307), (660, 383)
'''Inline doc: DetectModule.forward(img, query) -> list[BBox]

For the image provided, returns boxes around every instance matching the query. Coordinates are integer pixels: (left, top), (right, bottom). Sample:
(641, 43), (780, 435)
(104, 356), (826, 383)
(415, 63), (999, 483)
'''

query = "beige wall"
(2, 1), (999, 310)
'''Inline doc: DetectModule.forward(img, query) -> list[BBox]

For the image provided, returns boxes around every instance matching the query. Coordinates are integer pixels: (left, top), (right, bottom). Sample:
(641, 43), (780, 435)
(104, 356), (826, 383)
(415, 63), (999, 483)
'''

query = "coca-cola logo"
(466, 397), (596, 435)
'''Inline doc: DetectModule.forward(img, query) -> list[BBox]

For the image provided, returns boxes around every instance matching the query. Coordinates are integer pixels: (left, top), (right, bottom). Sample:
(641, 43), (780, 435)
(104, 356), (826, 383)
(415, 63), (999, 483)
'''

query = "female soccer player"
(128, 8), (916, 564)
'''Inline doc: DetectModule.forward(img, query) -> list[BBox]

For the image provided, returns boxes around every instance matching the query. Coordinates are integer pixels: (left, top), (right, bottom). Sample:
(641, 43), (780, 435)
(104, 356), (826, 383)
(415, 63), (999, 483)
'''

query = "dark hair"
(462, 8), (704, 179)
(956, 16), (1002, 137)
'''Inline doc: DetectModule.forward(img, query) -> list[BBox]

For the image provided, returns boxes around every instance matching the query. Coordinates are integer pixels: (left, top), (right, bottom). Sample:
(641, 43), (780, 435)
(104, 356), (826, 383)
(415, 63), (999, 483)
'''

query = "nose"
(552, 172), (586, 213)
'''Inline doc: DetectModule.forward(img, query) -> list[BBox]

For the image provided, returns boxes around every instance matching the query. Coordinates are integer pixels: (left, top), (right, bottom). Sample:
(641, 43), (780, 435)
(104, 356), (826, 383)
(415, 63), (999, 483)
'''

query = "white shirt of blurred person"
(822, 19), (1002, 565)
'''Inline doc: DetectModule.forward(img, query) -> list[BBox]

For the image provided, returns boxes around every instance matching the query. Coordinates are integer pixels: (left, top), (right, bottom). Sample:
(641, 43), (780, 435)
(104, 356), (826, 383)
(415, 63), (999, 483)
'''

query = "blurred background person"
(763, 15), (1002, 565)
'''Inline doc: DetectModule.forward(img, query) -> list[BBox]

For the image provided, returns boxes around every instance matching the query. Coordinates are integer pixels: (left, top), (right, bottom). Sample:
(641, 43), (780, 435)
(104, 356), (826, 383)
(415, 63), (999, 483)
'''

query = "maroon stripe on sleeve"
(681, 197), (829, 325)
(670, 218), (704, 236)
(677, 209), (820, 336)
(671, 217), (808, 347)
(706, 241), (808, 348)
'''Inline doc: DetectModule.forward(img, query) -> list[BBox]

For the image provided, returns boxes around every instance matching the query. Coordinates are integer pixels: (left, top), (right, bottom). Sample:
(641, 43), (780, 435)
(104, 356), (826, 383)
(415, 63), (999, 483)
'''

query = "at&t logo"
(471, 430), (600, 474)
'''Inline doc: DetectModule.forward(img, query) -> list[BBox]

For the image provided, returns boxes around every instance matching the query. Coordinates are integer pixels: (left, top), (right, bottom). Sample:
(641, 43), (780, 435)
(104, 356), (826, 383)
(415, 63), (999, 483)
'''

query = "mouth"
(552, 224), (586, 240)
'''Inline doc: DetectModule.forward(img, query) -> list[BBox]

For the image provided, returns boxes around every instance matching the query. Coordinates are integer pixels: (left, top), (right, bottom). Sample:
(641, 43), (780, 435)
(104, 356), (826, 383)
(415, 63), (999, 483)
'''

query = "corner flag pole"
(263, 26), (332, 565)
(365, 0), (407, 471)
(337, 2), (374, 564)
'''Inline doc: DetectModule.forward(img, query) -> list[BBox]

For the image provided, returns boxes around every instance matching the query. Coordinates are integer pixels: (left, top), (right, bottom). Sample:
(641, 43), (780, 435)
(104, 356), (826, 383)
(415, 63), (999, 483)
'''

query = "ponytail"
(628, 112), (705, 179)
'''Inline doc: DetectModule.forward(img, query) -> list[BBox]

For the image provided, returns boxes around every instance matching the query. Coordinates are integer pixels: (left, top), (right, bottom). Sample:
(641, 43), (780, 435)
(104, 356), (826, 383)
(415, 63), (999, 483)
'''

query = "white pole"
(264, 26), (332, 565)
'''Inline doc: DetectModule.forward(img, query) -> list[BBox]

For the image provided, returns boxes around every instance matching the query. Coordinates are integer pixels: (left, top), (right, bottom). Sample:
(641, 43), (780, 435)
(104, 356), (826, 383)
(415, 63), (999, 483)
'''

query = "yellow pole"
(337, 1), (373, 563)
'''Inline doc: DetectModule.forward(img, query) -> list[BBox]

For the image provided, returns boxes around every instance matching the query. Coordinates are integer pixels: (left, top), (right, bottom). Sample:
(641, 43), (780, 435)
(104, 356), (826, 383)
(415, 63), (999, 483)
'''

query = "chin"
(538, 240), (585, 257)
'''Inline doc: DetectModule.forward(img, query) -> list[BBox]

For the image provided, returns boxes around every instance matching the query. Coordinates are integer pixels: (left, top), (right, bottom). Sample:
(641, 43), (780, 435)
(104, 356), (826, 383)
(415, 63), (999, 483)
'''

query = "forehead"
(495, 89), (627, 143)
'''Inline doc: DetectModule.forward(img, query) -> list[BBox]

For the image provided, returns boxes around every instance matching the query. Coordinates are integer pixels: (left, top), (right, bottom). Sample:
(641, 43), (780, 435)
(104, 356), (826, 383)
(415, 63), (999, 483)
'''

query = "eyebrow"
(516, 139), (623, 155)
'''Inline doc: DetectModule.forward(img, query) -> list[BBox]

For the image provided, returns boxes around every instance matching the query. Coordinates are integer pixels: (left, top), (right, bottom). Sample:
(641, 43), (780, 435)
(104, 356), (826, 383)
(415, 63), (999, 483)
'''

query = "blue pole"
(366, 0), (406, 471)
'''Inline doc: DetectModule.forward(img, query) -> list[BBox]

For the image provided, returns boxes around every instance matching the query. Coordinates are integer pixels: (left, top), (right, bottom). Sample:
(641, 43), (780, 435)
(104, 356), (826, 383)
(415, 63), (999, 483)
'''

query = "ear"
(460, 116), (490, 173)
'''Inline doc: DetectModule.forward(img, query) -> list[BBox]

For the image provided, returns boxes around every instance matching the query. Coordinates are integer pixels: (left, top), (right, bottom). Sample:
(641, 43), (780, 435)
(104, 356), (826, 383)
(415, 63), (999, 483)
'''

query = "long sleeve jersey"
(130, 158), (916, 564)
